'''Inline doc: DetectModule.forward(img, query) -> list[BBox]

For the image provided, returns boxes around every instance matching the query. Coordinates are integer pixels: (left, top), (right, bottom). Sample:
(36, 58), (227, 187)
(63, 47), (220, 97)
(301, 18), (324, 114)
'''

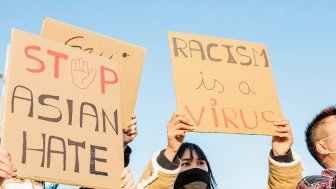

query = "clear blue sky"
(1, 1), (336, 188)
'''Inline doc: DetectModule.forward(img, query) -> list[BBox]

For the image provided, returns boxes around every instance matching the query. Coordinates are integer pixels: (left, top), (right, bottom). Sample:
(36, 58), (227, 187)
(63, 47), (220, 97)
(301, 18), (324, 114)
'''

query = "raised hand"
(71, 58), (96, 89)
(120, 167), (135, 189)
(272, 119), (293, 156)
(164, 112), (195, 161)
(123, 114), (137, 149)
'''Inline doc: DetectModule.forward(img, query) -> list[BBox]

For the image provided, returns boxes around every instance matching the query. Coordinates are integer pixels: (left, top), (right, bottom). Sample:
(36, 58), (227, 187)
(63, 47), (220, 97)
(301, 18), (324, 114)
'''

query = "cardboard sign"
(41, 18), (146, 129)
(1, 29), (123, 189)
(168, 32), (283, 135)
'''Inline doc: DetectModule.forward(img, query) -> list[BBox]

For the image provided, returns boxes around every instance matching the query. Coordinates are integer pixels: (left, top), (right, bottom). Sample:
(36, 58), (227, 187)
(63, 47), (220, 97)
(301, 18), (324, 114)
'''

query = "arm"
(268, 119), (303, 189)
(137, 112), (194, 189)
(137, 151), (180, 189)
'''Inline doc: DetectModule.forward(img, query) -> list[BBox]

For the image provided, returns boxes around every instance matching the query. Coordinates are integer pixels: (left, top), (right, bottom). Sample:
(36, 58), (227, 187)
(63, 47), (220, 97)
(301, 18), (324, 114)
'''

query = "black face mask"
(174, 168), (210, 189)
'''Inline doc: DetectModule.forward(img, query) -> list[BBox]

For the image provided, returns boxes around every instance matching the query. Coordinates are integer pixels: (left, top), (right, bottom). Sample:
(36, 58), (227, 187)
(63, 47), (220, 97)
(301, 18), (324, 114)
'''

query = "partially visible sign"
(168, 32), (282, 135)
(41, 18), (146, 128)
(1, 29), (123, 189)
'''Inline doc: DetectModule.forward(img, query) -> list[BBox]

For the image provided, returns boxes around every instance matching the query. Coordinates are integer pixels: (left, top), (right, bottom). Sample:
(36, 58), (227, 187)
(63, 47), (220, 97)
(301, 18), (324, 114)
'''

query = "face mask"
(174, 168), (210, 189)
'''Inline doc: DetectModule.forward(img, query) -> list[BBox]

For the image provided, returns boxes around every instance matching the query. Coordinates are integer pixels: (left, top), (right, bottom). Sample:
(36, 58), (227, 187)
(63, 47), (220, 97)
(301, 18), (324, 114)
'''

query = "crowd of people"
(2, 105), (336, 188)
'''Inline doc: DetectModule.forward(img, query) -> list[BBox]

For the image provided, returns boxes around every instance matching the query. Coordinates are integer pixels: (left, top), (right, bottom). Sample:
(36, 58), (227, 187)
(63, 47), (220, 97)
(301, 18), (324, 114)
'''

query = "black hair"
(176, 142), (217, 189)
(306, 106), (336, 168)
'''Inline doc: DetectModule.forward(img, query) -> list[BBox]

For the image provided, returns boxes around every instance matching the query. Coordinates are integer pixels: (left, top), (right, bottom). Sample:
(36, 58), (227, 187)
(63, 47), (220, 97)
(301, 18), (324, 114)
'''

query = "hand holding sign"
(168, 32), (282, 135)
(164, 112), (195, 162)
(3, 30), (123, 188)
(272, 119), (293, 156)
(71, 58), (96, 89)
(0, 147), (17, 183)
(123, 114), (138, 149)
(120, 167), (136, 189)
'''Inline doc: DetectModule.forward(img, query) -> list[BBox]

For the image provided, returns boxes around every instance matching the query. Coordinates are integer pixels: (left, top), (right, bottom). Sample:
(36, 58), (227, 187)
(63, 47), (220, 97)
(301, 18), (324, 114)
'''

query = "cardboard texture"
(41, 18), (146, 129)
(1, 29), (123, 188)
(168, 32), (283, 135)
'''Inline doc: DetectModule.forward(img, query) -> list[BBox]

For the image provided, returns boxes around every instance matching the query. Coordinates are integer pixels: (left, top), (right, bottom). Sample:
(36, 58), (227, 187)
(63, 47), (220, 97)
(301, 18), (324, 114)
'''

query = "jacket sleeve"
(137, 150), (180, 189)
(268, 150), (303, 189)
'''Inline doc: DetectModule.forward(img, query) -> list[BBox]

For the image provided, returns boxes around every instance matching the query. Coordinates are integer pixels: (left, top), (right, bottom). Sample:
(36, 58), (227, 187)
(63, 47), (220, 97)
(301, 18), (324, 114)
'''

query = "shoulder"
(297, 175), (331, 188)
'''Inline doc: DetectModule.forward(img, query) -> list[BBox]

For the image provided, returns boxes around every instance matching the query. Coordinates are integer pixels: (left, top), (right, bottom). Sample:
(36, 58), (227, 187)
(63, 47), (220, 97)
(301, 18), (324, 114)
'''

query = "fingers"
(119, 166), (129, 179)
(168, 125), (188, 139)
(122, 173), (135, 189)
(83, 60), (89, 73)
(171, 122), (195, 133)
(71, 58), (90, 73)
(76, 58), (82, 71)
(0, 149), (13, 167)
(126, 115), (137, 128)
(123, 115), (137, 136)
(123, 115), (138, 147)
(123, 129), (137, 141)
(169, 112), (184, 122)
(274, 119), (289, 126)
(72, 58), (81, 71)
(0, 164), (16, 179)
(167, 121), (195, 139)
(165, 112), (196, 162)
(168, 112), (194, 126)
(0, 148), (16, 179)
(71, 59), (76, 71)
(273, 119), (292, 138)
(123, 180), (136, 189)
(120, 167), (135, 189)
(167, 112), (195, 139)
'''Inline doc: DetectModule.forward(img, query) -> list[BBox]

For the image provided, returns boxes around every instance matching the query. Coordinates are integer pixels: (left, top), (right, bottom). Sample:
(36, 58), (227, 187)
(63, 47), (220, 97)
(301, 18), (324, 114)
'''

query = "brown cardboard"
(41, 18), (146, 129)
(168, 32), (283, 135)
(1, 29), (123, 188)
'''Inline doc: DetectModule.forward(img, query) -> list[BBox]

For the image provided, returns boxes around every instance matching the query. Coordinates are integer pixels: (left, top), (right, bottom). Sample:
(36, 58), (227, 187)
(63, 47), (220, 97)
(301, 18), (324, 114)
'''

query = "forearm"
(268, 149), (303, 189)
(137, 150), (180, 189)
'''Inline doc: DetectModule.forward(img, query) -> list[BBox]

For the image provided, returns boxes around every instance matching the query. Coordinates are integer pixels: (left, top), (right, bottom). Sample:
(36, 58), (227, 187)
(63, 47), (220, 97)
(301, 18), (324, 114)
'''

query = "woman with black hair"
(174, 142), (217, 189)
(138, 112), (302, 189)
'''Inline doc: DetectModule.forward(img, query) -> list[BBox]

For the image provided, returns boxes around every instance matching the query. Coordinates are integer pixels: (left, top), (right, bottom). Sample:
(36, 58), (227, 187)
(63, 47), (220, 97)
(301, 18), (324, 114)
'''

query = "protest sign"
(1, 29), (123, 188)
(168, 32), (282, 135)
(41, 18), (146, 129)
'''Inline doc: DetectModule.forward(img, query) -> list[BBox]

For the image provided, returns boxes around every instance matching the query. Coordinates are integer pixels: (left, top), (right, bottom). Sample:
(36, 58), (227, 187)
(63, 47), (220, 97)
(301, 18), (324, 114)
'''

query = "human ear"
(316, 142), (331, 155)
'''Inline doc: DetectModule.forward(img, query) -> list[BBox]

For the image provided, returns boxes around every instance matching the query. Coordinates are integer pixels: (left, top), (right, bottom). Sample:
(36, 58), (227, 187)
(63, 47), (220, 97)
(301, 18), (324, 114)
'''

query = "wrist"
(272, 150), (282, 157)
(270, 149), (294, 163)
(157, 150), (180, 170)
(272, 148), (288, 156)
(164, 147), (178, 162)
